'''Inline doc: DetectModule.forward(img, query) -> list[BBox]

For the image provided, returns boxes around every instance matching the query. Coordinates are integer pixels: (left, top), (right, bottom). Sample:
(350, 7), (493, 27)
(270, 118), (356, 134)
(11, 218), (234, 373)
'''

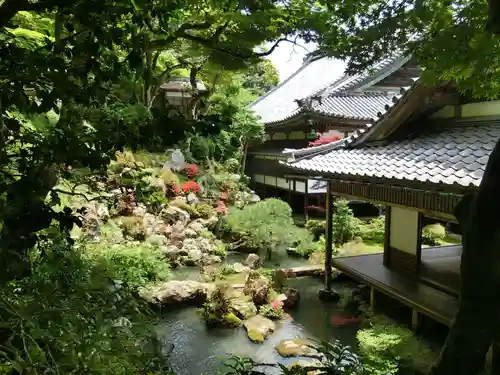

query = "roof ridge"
(325, 91), (391, 99)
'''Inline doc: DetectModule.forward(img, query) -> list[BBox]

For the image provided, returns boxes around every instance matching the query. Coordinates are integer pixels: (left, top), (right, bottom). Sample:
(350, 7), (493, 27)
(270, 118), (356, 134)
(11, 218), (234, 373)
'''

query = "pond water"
(157, 271), (360, 375)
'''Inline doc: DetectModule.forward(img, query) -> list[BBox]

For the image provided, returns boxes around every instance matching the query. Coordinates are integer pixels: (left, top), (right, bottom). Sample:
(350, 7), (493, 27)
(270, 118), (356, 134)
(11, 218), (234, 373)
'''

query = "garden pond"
(158, 252), (361, 375)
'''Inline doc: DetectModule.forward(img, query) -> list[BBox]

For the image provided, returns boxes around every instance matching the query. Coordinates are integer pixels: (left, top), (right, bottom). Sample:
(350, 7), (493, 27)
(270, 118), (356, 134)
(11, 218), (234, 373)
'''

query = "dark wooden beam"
(383, 206), (391, 266)
(304, 180), (309, 222)
(324, 181), (334, 290)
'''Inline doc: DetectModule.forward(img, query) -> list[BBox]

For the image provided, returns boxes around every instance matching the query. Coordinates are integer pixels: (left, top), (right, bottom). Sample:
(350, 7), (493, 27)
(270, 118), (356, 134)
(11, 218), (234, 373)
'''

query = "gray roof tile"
(310, 93), (395, 121)
(283, 123), (500, 188)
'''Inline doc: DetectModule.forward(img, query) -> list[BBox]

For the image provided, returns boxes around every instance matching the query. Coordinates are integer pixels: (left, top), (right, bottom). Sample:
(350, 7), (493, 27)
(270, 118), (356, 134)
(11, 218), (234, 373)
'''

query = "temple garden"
(49, 148), (458, 375)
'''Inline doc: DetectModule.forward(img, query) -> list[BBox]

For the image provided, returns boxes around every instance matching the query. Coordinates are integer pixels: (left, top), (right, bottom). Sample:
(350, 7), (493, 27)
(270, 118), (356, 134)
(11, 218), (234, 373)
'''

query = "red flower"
(215, 200), (228, 215)
(181, 181), (201, 193)
(271, 300), (282, 310)
(184, 164), (199, 178)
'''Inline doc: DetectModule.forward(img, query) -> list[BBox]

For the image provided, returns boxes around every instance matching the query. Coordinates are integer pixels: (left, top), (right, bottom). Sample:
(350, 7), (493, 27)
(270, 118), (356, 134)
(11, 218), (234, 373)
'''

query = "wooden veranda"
(332, 246), (462, 327)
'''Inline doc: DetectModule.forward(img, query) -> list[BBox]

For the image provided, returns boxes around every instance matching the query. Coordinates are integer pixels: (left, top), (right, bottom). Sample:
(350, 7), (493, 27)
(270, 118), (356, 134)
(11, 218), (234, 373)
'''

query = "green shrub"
(259, 301), (286, 320)
(358, 215), (385, 244)
(332, 199), (359, 245)
(357, 323), (437, 373)
(226, 198), (310, 259)
(87, 243), (171, 291)
(196, 202), (215, 219)
(0, 236), (171, 375)
(120, 216), (146, 240)
(211, 242), (228, 258)
(422, 223), (446, 246)
(160, 169), (180, 186)
(305, 219), (326, 238)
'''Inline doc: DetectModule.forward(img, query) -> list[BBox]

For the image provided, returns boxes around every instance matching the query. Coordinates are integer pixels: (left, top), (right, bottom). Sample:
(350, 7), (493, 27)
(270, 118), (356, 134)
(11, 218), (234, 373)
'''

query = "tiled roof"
(282, 121), (500, 188)
(282, 78), (422, 157)
(249, 57), (345, 124)
(250, 53), (411, 125)
(310, 93), (396, 121)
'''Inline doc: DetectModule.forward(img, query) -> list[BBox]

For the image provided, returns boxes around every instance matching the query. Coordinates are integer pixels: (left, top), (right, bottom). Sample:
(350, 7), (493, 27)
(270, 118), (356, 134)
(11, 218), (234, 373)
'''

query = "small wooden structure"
(246, 54), (420, 220)
(280, 62), (500, 329)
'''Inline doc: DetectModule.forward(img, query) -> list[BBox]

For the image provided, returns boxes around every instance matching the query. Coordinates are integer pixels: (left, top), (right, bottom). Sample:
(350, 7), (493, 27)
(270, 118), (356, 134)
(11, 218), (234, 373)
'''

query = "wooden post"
(304, 180), (309, 222)
(370, 287), (376, 311)
(288, 180), (292, 205)
(411, 309), (420, 331)
(324, 181), (334, 291)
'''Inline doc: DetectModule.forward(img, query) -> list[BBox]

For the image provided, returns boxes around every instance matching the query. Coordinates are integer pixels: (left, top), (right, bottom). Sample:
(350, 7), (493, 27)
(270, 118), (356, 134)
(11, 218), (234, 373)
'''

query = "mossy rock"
(230, 295), (257, 319)
(223, 312), (242, 327)
(247, 328), (264, 343)
(276, 339), (317, 357)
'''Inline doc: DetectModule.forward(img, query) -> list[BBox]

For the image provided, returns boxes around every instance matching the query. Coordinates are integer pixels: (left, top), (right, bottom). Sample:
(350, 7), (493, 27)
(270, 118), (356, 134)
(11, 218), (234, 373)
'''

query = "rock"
(184, 228), (198, 238)
(185, 248), (203, 266)
(230, 296), (258, 319)
(186, 192), (199, 204)
(243, 315), (276, 343)
(200, 254), (222, 266)
(289, 360), (324, 375)
(224, 312), (243, 327)
(187, 220), (206, 234)
(161, 206), (190, 226)
(245, 254), (261, 269)
(139, 280), (211, 306)
(282, 288), (300, 309)
(250, 192), (261, 203)
(205, 215), (219, 229)
(146, 234), (168, 247)
(133, 203), (147, 217)
(244, 276), (271, 306)
(276, 339), (317, 357)
(318, 288), (340, 302)
(169, 221), (185, 245)
(232, 262), (250, 273)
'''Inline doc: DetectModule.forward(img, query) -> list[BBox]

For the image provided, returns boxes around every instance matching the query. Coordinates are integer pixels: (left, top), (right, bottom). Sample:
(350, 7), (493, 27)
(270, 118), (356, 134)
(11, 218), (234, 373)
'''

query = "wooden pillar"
(288, 179), (292, 205)
(370, 287), (376, 311)
(304, 180), (309, 222)
(383, 205), (391, 266)
(411, 309), (420, 331)
(324, 181), (334, 291)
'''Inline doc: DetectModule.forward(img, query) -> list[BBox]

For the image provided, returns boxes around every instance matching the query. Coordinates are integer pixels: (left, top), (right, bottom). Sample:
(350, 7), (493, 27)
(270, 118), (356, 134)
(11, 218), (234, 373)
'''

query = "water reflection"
(157, 277), (359, 375)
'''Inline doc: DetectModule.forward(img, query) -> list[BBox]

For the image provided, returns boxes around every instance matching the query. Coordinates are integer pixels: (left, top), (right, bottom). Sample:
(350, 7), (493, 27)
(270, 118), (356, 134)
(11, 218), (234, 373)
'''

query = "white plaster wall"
(462, 100), (500, 117)
(295, 181), (306, 193)
(264, 175), (277, 186)
(276, 177), (289, 189)
(389, 206), (419, 255)
(254, 174), (265, 183)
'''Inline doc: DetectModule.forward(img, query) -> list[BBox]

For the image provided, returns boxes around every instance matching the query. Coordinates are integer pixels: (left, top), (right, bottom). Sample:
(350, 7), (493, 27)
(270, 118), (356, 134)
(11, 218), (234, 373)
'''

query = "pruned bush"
(226, 198), (311, 259)
(422, 223), (446, 246)
(196, 202), (215, 219)
(358, 215), (385, 245)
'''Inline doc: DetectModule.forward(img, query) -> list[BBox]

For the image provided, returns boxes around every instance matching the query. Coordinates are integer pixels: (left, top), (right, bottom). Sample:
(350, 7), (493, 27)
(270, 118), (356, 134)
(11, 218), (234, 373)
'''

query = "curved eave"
(282, 78), (424, 159)
(279, 163), (480, 191)
(264, 109), (372, 129)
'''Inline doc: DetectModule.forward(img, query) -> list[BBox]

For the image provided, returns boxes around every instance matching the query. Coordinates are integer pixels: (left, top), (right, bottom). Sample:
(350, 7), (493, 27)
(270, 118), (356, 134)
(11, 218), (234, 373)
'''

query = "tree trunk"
(431, 137), (500, 374)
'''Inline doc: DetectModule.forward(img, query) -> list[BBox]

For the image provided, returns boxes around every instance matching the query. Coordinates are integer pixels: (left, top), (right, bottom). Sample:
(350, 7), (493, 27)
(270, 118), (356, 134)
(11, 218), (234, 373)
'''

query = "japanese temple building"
(280, 58), (500, 330)
(246, 54), (421, 219)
